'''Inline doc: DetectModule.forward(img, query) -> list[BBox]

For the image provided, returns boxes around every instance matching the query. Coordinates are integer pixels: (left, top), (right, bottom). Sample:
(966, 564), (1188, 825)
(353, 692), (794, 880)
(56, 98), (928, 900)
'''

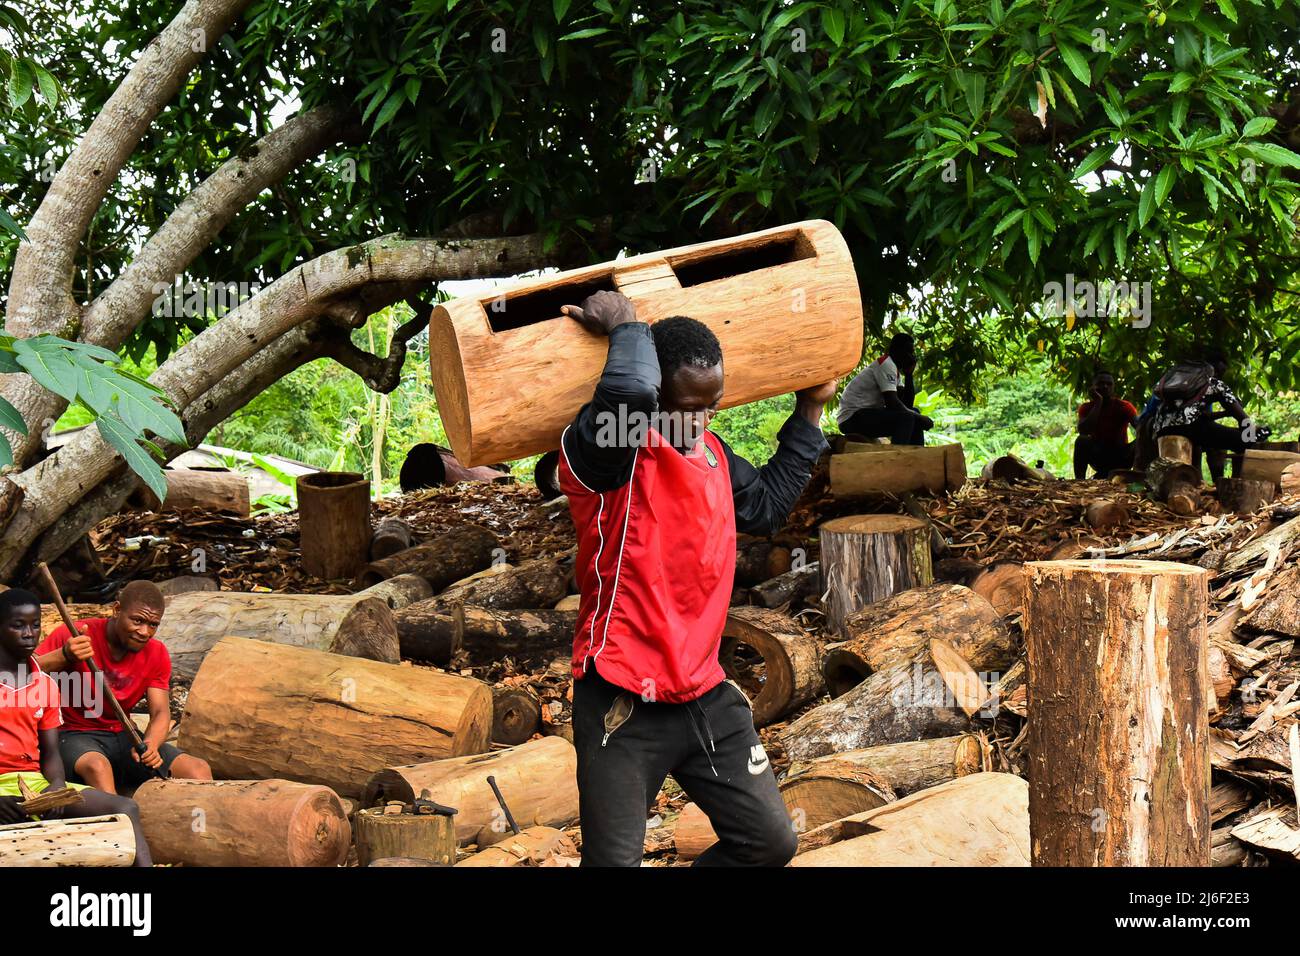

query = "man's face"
(0, 605), (41, 659)
(893, 349), (917, 375)
(1093, 374), (1115, 398)
(661, 363), (724, 453)
(112, 600), (162, 653)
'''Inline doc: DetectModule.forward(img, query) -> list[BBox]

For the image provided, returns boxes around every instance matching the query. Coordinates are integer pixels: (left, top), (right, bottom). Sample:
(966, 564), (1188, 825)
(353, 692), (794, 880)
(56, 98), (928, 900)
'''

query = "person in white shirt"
(835, 333), (932, 445)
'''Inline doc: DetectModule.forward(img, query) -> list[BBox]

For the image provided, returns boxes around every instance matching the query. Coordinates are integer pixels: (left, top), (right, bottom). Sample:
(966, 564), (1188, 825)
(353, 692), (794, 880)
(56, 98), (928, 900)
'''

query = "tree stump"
(1022, 559), (1210, 866)
(364, 736), (579, 846)
(0, 814), (135, 866)
(156, 591), (401, 681)
(370, 516), (414, 561)
(354, 524), (499, 590)
(1216, 477), (1275, 515)
(492, 686), (542, 745)
(134, 778), (351, 867)
(179, 638), (493, 797)
(354, 805), (457, 867)
(297, 471), (371, 580)
(718, 607), (823, 725)
(822, 584), (1009, 697)
(1240, 449), (1300, 492)
(672, 803), (716, 861)
(818, 514), (932, 637)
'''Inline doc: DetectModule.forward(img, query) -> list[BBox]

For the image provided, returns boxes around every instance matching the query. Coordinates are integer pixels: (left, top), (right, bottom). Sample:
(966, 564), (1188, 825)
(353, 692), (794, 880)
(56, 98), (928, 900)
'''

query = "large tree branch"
(5, 0), (256, 339)
(81, 104), (360, 348)
(319, 298), (431, 393)
(0, 229), (583, 579)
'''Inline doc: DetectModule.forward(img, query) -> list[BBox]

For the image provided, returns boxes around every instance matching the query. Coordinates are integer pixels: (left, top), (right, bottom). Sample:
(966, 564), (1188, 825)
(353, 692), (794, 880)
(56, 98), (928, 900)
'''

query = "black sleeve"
(719, 411), (829, 536)
(560, 322), (661, 493)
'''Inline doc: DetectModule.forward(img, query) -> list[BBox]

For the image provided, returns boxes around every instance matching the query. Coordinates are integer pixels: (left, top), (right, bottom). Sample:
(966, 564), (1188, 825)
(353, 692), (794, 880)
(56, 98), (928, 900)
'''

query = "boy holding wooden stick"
(0, 588), (153, 865)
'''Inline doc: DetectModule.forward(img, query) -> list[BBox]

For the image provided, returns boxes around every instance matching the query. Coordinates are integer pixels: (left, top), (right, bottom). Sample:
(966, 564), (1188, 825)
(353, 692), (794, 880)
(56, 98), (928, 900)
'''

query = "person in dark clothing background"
(1073, 370), (1137, 478)
(835, 332), (932, 445)
(557, 290), (834, 867)
(1152, 355), (1262, 480)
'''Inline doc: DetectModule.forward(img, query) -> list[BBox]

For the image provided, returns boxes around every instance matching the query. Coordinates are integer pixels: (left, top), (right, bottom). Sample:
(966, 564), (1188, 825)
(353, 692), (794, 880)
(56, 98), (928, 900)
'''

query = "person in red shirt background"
(1073, 370), (1138, 479)
(0, 588), (153, 865)
(36, 580), (210, 792)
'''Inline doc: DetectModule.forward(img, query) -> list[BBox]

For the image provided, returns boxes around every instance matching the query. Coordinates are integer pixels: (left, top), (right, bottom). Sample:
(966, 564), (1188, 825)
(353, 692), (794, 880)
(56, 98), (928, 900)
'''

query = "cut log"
(155, 575), (219, 597)
(431, 550), (574, 611)
(672, 803), (716, 861)
(554, 594), (581, 611)
(369, 516), (414, 561)
(734, 538), (792, 587)
(297, 471), (371, 580)
(932, 557), (984, 586)
(1240, 449), (1300, 492)
(818, 514), (933, 637)
(134, 778), (351, 867)
(179, 637), (493, 797)
(822, 584), (1010, 697)
(787, 734), (987, 798)
(354, 524), (500, 590)
(791, 772), (1030, 866)
(156, 591), (401, 682)
(492, 685), (542, 745)
(969, 561), (1027, 617)
(1157, 435), (1194, 464)
(358, 573), (435, 610)
(1084, 498), (1129, 529)
(135, 467), (251, 516)
(428, 220), (863, 466)
(0, 814), (135, 866)
(363, 736), (579, 846)
(1146, 456), (1202, 507)
(455, 827), (575, 866)
(394, 604), (578, 666)
(829, 444), (965, 497)
(1282, 463), (1300, 496)
(1216, 477), (1275, 515)
(981, 454), (1051, 482)
(1023, 559), (1210, 866)
(782, 612), (1010, 762)
(1242, 566), (1300, 638)
(780, 754), (895, 834)
(354, 805), (457, 867)
(748, 561), (820, 608)
(718, 607), (823, 725)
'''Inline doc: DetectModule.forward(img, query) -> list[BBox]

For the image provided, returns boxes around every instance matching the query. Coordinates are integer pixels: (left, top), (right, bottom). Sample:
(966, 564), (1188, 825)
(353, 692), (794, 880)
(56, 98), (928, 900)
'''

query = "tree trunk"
(454, 826), (575, 866)
(156, 591), (400, 681)
(818, 514), (933, 637)
(1022, 559), (1210, 866)
(781, 607), (1009, 762)
(457, 606), (578, 664)
(969, 561), (1027, 617)
(297, 471), (371, 580)
(822, 583), (1009, 697)
(179, 637), (493, 797)
(0, 814), (135, 866)
(363, 736), (579, 846)
(429, 220), (862, 465)
(748, 561), (820, 609)
(787, 734), (987, 797)
(430, 550), (574, 611)
(780, 755), (896, 834)
(134, 468), (251, 516)
(790, 773), (1030, 866)
(354, 524), (499, 590)
(1216, 477), (1275, 515)
(369, 516), (414, 561)
(718, 607), (823, 725)
(354, 806), (457, 867)
(829, 446), (958, 497)
(492, 685), (542, 745)
(133, 778), (351, 867)
(357, 573), (434, 610)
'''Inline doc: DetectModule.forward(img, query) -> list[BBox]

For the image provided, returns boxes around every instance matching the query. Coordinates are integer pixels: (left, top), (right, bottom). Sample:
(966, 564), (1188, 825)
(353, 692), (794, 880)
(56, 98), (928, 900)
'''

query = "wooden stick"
(35, 563), (167, 780)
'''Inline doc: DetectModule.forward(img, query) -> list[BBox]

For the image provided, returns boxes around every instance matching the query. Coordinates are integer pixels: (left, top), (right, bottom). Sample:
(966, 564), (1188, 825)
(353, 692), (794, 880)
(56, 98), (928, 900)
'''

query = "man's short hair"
(0, 588), (41, 624)
(1094, 369), (1115, 381)
(888, 332), (915, 358)
(652, 316), (722, 379)
(116, 580), (165, 614)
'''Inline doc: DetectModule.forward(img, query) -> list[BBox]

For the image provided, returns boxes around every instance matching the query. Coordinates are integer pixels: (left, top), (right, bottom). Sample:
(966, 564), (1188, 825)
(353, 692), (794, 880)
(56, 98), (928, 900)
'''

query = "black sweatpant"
(572, 666), (798, 867)
(839, 406), (925, 445)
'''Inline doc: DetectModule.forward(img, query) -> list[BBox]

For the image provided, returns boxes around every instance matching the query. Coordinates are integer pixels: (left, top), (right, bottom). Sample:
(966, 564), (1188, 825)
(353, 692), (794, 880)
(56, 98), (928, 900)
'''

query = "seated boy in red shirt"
(0, 588), (153, 865)
(36, 580), (210, 793)
(1074, 370), (1138, 478)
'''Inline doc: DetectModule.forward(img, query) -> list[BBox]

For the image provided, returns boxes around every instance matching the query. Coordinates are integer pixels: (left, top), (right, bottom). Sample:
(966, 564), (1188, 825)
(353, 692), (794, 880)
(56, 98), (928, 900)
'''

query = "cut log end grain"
(370, 516), (415, 561)
(492, 686), (542, 745)
(718, 607), (823, 725)
(1084, 498), (1129, 530)
(134, 778), (351, 867)
(1157, 435), (1194, 465)
(969, 561), (1027, 617)
(1022, 559), (1210, 867)
(779, 756), (895, 834)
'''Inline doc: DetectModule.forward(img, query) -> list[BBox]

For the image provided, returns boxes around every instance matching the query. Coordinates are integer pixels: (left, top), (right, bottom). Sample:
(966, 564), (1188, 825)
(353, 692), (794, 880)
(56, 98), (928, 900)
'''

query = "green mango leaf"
(1058, 44), (1090, 86)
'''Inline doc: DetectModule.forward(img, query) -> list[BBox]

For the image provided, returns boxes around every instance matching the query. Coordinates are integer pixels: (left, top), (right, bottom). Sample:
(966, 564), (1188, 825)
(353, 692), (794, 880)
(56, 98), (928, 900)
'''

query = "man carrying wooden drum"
(558, 290), (833, 867)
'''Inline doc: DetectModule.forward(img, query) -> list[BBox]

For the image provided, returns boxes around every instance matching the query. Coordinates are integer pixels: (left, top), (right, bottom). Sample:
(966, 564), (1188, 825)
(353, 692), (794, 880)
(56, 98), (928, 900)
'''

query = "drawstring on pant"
(684, 700), (718, 777)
